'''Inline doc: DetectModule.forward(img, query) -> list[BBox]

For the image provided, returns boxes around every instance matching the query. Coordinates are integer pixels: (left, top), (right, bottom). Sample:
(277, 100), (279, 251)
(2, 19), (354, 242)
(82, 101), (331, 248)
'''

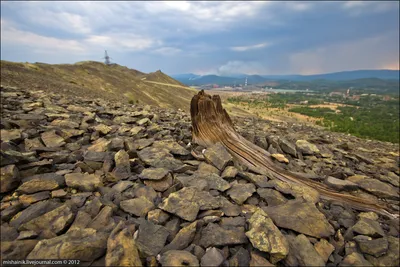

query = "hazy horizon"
(1, 1), (399, 75)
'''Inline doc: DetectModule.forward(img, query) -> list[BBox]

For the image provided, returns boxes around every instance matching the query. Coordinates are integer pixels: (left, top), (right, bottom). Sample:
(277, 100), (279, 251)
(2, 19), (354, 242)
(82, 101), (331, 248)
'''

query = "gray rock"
(132, 138), (155, 150)
(137, 117), (151, 126)
(355, 178), (398, 199)
(264, 179), (320, 203)
(130, 126), (145, 136)
(1, 240), (39, 260)
(162, 221), (197, 252)
(288, 234), (325, 267)
(51, 189), (68, 198)
(17, 230), (39, 240)
(60, 129), (85, 140)
(220, 216), (246, 228)
(220, 198), (241, 217)
(1, 150), (37, 166)
(159, 187), (222, 222)
(257, 188), (287, 206)
(88, 138), (111, 152)
(152, 140), (190, 156)
(105, 221), (142, 267)
(83, 151), (110, 162)
(183, 172), (231, 192)
(382, 171), (399, 187)
(227, 181), (256, 205)
(352, 218), (385, 237)
(65, 173), (103, 191)
(221, 166), (238, 179)
(229, 247), (250, 267)
(9, 200), (61, 229)
(160, 250), (199, 267)
(355, 236), (389, 257)
(199, 223), (247, 247)
(19, 204), (75, 234)
(358, 212), (379, 221)
(111, 180), (134, 193)
(279, 138), (297, 157)
(201, 247), (224, 267)
(26, 228), (108, 261)
(67, 210), (92, 233)
(19, 191), (50, 207)
(0, 129), (22, 142)
(112, 149), (131, 180)
(249, 251), (274, 266)
(133, 185), (157, 202)
(1, 223), (18, 241)
(263, 200), (335, 238)
(296, 140), (320, 155)
(239, 172), (270, 188)
(364, 236), (399, 267)
(114, 115), (137, 124)
(324, 176), (359, 191)
(41, 130), (66, 147)
(120, 197), (155, 217)
(144, 173), (173, 192)
(24, 137), (45, 151)
(50, 119), (80, 129)
(1, 202), (23, 222)
(135, 220), (169, 257)
(197, 162), (220, 175)
(203, 142), (233, 171)
(148, 209), (170, 225)
(314, 238), (335, 263)
(340, 252), (372, 266)
(176, 175), (208, 191)
(159, 187), (200, 221)
(0, 164), (20, 193)
(87, 206), (115, 232)
(139, 168), (170, 180)
(246, 209), (289, 263)
(138, 147), (184, 170)
(93, 124), (112, 135)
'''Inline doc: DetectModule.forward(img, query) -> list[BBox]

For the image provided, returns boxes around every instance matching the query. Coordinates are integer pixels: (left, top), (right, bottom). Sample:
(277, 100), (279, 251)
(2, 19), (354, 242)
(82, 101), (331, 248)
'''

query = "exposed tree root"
(190, 90), (399, 219)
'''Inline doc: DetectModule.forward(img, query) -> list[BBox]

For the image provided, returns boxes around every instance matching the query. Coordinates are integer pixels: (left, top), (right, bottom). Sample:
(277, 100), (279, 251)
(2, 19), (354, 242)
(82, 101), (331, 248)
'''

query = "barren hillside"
(0, 60), (197, 111)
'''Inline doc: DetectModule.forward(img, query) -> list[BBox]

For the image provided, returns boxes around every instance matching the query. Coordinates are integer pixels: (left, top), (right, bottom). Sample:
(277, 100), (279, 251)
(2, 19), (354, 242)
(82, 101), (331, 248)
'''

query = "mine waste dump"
(0, 85), (399, 266)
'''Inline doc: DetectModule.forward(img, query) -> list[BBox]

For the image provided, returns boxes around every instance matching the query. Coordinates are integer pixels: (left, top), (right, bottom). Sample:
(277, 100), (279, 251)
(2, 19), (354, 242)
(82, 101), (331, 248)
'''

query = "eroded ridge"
(190, 90), (399, 219)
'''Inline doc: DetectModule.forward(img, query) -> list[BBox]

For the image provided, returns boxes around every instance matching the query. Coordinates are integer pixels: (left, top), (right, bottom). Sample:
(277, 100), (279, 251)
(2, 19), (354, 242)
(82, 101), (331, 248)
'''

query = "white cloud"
(29, 11), (92, 34)
(286, 2), (313, 12)
(341, 1), (399, 16)
(152, 47), (182, 56)
(1, 22), (86, 54)
(230, 42), (272, 52)
(85, 34), (157, 51)
(216, 60), (270, 75)
(1, 18), (159, 58)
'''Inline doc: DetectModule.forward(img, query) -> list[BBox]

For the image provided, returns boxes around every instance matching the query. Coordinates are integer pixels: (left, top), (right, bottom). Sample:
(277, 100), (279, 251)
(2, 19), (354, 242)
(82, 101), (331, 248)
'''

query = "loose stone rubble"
(0, 85), (399, 266)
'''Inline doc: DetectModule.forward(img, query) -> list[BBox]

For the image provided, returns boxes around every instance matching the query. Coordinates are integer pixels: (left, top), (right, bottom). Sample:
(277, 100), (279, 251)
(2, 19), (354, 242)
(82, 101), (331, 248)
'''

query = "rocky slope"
(0, 60), (196, 111)
(1, 84), (399, 266)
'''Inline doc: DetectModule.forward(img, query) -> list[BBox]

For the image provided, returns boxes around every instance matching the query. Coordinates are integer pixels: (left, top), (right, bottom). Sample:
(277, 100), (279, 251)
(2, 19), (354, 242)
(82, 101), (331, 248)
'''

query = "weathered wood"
(190, 90), (398, 219)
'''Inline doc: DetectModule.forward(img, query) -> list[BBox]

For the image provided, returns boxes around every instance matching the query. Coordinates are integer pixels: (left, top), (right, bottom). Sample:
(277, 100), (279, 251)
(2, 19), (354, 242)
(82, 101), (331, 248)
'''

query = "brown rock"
(105, 221), (142, 267)
(0, 164), (20, 193)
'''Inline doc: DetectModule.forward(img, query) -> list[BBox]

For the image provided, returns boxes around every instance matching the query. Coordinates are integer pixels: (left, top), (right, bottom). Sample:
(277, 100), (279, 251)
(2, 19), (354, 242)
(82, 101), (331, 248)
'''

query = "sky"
(1, 1), (399, 76)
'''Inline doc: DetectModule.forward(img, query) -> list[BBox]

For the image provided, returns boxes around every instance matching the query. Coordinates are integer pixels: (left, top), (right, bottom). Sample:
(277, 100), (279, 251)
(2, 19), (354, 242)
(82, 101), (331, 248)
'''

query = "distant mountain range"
(171, 69), (400, 86)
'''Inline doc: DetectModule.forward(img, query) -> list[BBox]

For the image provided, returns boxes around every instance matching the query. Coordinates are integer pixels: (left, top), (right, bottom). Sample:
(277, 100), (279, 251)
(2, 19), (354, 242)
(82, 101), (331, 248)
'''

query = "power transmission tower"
(103, 50), (112, 65)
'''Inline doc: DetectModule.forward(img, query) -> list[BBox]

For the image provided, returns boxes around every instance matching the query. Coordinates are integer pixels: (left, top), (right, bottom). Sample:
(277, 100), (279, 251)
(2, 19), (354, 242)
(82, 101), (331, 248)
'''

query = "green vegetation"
(228, 93), (324, 109)
(228, 92), (399, 143)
